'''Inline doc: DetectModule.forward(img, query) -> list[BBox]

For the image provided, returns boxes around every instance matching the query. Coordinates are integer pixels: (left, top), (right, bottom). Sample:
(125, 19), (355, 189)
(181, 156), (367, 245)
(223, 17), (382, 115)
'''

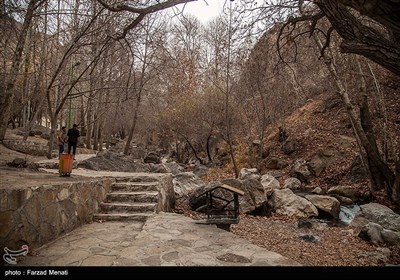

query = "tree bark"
(312, 29), (397, 202)
(360, 92), (386, 191)
(0, 0), (43, 141)
(394, 159), (400, 203)
(180, 134), (205, 165)
(206, 132), (213, 163)
(85, 92), (93, 149)
(315, 0), (400, 76)
(337, 0), (400, 38)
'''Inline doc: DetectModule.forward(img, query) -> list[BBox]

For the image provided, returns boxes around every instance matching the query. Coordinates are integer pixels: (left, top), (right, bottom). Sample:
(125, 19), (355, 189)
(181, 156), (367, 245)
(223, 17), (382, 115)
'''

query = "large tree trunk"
(123, 96), (141, 155)
(97, 90), (108, 152)
(359, 93), (386, 191)
(0, 0), (42, 140)
(85, 93), (93, 149)
(224, 2), (239, 178)
(46, 116), (57, 159)
(312, 29), (398, 202)
(93, 49), (107, 151)
(336, 0), (400, 38)
(394, 160), (400, 203)
(206, 132), (213, 163)
(175, 132), (205, 165)
(315, 0), (400, 76)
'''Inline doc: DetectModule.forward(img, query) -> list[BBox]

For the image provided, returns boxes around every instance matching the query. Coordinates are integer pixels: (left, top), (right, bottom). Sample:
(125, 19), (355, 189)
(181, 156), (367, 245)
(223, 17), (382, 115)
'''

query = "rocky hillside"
(205, 76), (400, 214)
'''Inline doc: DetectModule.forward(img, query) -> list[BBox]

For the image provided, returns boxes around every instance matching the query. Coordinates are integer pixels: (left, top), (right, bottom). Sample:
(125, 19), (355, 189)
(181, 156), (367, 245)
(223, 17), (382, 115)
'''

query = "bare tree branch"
(97, 0), (197, 39)
(314, 0), (400, 75)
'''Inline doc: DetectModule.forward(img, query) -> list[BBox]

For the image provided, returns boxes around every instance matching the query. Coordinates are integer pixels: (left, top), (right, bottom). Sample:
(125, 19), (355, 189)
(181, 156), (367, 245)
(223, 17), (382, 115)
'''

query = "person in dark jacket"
(67, 124), (80, 159)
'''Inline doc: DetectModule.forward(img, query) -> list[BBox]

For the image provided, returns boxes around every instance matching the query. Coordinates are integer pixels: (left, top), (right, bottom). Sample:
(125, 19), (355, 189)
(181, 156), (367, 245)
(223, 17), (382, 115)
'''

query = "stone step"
(115, 176), (159, 183)
(93, 213), (152, 222)
(111, 182), (159, 192)
(105, 191), (158, 203)
(100, 202), (157, 213)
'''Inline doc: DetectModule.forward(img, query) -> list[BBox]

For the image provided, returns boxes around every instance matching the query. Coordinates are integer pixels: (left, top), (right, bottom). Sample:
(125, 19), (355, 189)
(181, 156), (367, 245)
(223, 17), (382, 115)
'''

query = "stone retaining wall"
(0, 179), (113, 252)
(157, 175), (175, 212)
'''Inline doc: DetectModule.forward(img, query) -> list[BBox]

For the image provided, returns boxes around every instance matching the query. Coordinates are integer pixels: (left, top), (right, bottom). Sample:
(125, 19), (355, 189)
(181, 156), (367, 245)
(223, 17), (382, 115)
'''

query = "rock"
(216, 253), (251, 263)
(7, 158), (27, 168)
(260, 174), (280, 197)
(283, 177), (302, 190)
(144, 152), (161, 164)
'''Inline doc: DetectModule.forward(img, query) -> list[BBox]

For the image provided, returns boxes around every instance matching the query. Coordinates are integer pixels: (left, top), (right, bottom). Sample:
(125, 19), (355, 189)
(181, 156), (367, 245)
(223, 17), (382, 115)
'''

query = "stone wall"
(0, 179), (113, 252)
(157, 174), (175, 212)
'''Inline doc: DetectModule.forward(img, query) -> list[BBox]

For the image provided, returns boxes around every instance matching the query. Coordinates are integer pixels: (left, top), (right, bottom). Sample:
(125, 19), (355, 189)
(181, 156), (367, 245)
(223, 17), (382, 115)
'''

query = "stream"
(339, 204), (361, 225)
(294, 191), (361, 225)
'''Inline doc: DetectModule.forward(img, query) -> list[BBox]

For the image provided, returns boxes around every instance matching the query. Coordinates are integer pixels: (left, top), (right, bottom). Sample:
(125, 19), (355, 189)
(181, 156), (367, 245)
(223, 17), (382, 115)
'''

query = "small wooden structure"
(195, 184), (244, 231)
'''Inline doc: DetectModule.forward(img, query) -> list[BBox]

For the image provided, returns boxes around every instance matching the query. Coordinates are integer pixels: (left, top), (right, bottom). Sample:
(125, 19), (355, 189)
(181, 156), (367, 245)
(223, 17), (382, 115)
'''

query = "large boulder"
(283, 177), (302, 190)
(305, 194), (340, 219)
(327, 185), (361, 203)
(239, 178), (266, 213)
(163, 161), (185, 175)
(260, 174), (280, 197)
(238, 168), (260, 181)
(263, 157), (288, 170)
(173, 172), (206, 199)
(352, 203), (400, 232)
(144, 152), (161, 164)
(290, 159), (312, 183)
(308, 149), (344, 177)
(269, 188), (318, 218)
(78, 150), (168, 173)
(358, 222), (400, 245)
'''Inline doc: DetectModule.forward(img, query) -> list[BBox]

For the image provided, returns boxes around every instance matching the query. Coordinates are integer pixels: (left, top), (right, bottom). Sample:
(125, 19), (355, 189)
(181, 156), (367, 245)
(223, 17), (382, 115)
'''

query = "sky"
(176, 0), (227, 24)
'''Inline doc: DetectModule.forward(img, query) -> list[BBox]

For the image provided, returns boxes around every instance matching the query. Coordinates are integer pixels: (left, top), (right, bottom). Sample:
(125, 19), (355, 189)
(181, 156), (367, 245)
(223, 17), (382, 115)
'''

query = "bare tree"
(97, 0), (197, 39)
(239, 0), (400, 76)
(123, 16), (166, 155)
(294, 3), (400, 203)
(314, 0), (400, 76)
(0, 0), (45, 141)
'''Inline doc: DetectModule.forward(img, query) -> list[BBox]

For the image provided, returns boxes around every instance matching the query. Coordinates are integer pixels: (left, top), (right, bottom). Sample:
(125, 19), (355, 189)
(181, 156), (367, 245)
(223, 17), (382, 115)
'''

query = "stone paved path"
(17, 212), (300, 266)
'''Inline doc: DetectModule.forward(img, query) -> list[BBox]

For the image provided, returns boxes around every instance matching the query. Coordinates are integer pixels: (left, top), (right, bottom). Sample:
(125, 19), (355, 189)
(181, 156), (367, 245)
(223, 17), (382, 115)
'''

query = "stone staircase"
(94, 178), (160, 222)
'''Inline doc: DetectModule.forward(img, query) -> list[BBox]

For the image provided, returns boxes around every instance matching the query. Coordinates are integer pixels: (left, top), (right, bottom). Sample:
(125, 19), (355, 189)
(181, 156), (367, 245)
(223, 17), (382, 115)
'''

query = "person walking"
(57, 126), (67, 158)
(67, 124), (80, 159)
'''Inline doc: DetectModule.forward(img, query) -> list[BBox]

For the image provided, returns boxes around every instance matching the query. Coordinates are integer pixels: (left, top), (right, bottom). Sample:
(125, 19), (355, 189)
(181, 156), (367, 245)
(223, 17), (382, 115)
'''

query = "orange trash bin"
(59, 154), (74, 176)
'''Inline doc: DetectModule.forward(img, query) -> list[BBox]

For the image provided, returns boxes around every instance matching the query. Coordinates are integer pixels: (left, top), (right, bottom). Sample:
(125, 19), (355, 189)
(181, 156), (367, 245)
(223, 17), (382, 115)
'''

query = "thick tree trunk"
(315, 0), (400, 76)
(394, 160), (400, 203)
(46, 117), (57, 159)
(312, 30), (397, 202)
(0, 0), (41, 140)
(360, 94), (386, 191)
(85, 96), (93, 149)
(123, 98), (140, 155)
(206, 133), (213, 163)
(93, 57), (106, 151)
(182, 135), (205, 165)
(337, 0), (400, 38)
(93, 112), (99, 151)
(97, 90), (108, 152)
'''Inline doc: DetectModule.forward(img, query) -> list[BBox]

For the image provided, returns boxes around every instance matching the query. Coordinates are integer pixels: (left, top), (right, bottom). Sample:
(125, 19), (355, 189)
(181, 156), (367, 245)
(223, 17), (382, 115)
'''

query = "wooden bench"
(195, 184), (244, 231)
